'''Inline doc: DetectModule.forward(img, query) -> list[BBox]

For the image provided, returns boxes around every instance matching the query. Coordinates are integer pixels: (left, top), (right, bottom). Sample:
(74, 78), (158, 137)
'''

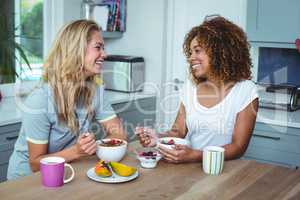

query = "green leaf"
(14, 42), (31, 70)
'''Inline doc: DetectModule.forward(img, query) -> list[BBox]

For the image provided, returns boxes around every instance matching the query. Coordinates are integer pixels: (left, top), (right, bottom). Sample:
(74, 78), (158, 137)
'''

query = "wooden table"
(1, 141), (300, 200)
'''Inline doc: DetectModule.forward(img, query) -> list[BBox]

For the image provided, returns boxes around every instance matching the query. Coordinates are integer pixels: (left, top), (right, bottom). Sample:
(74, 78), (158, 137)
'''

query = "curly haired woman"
(136, 16), (258, 163)
(7, 20), (127, 179)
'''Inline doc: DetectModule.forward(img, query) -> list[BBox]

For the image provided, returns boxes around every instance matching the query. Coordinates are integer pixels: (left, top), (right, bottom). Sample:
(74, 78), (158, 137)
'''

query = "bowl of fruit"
(96, 138), (127, 162)
(158, 137), (190, 150)
(136, 148), (162, 169)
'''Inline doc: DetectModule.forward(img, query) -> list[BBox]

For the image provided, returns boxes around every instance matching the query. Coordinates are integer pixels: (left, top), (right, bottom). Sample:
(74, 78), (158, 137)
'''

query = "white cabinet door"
(247, 0), (300, 43)
(162, 0), (188, 130)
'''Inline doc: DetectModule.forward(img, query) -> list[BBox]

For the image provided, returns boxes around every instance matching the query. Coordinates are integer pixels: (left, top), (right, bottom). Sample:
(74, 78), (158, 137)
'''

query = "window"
(0, 0), (62, 97)
(16, 0), (43, 81)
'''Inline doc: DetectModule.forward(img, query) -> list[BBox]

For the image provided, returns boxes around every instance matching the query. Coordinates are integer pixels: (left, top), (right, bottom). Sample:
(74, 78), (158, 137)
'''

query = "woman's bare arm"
(223, 98), (259, 160)
(160, 103), (188, 138)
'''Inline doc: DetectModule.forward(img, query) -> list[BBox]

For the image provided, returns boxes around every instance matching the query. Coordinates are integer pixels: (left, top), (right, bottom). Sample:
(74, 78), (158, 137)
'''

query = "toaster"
(257, 83), (300, 111)
(102, 55), (145, 92)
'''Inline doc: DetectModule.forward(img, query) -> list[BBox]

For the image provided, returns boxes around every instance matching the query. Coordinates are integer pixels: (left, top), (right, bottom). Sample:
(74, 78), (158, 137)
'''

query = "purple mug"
(40, 157), (75, 188)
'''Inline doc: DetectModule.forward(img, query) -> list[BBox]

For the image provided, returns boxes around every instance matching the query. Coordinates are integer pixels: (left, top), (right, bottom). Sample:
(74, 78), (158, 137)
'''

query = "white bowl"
(136, 148), (162, 169)
(158, 137), (190, 150)
(137, 156), (162, 169)
(96, 139), (127, 162)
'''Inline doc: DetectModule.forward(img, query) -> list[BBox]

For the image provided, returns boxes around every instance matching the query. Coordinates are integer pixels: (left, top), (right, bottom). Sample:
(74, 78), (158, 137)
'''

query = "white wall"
(104, 0), (166, 93)
(63, 0), (82, 23)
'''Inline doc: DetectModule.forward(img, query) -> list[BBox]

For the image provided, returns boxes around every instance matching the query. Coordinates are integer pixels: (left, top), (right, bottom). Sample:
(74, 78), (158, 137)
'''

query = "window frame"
(0, 0), (64, 97)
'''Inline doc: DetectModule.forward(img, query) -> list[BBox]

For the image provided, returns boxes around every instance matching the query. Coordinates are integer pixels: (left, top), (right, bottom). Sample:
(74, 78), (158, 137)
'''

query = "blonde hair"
(43, 19), (101, 134)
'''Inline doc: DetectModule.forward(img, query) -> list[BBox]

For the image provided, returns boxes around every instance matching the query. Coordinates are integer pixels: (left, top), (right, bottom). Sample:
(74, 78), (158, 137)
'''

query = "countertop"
(1, 90), (300, 129)
(0, 90), (156, 126)
(257, 108), (300, 129)
(1, 141), (300, 200)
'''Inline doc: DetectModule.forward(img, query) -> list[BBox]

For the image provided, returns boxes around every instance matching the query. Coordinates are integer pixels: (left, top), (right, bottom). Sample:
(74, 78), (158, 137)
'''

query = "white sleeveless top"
(180, 80), (258, 150)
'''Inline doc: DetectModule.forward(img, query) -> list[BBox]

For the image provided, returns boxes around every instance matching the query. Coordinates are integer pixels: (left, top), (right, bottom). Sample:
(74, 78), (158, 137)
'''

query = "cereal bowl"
(96, 138), (127, 162)
(136, 148), (162, 169)
(158, 137), (190, 150)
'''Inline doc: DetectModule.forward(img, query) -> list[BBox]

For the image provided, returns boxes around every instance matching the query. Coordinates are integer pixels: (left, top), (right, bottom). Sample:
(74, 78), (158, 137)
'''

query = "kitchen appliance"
(256, 47), (300, 111)
(257, 84), (300, 111)
(102, 55), (145, 92)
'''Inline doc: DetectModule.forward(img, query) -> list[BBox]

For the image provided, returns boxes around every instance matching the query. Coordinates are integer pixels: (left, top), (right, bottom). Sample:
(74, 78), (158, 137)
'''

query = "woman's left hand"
(158, 144), (200, 163)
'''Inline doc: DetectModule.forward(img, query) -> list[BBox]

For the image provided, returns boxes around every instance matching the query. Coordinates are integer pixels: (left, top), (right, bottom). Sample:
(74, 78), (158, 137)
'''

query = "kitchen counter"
(257, 108), (300, 129)
(2, 89), (300, 129)
(0, 90), (156, 126)
(1, 141), (300, 200)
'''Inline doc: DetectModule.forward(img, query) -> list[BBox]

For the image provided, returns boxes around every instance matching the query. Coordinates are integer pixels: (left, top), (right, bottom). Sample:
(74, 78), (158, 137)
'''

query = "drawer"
(0, 163), (8, 182)
(0, 131), (19, 149)
(0, 123), (21, 135)
(255, 122), (300, 136)
(112, 97), (156, 113)
(244, 146), (300, 168)
(0, 147), (13, 165)
(249, 130), (300, 153)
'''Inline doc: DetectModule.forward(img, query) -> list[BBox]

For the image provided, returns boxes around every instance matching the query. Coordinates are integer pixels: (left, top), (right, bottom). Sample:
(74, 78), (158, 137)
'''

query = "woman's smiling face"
(188, 37), (211, 80)
(84, 30), (107, 77)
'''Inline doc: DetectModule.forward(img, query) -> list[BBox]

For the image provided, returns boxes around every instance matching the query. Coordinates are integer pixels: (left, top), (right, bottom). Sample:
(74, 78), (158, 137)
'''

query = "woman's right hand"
(76, 133), (96, 157)
(135, 127), (158, 147)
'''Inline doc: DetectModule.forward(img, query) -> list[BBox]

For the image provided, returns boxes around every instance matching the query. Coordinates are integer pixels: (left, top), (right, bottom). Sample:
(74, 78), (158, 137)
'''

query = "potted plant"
(0, 13), (31, 83)
(0, 13), (31, 101)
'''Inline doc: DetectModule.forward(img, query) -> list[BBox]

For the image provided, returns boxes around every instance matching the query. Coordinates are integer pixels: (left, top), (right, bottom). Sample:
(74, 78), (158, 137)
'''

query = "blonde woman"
(7, 20), (127, 180)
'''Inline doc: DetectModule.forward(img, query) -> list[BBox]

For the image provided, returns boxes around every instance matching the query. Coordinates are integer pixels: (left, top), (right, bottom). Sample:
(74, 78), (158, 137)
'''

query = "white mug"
(202, 146), (225, 175)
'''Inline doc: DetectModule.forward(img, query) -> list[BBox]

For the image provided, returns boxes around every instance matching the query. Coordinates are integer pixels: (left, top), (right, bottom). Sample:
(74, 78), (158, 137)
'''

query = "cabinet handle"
(252, 134), (281, 140)
(6, 135), (19, 141)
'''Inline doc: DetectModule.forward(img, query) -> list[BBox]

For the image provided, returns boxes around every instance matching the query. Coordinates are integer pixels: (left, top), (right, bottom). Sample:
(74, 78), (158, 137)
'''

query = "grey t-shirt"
(7, 83), (116, 180)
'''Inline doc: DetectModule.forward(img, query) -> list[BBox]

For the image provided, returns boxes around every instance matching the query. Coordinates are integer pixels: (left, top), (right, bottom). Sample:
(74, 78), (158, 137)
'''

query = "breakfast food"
(94, 160), (136, 177)
(99, 139), (124, 147)
(94, 161), (112, 177)
(109, 161), (137, 177)
(139, 151), (158, 160)
(161, 139), (175, 145)
(136, 149), (162, 169)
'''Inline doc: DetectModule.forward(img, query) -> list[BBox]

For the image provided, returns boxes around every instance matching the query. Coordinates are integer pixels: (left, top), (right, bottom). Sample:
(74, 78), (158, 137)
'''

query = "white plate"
(86, 167), (139, 183)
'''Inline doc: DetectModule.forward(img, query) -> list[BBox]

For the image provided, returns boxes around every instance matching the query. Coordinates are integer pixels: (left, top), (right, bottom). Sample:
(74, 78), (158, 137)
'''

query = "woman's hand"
(76, 133), (96, 157)
(135, 127), (158, 147)
(158, 144), (201, 163)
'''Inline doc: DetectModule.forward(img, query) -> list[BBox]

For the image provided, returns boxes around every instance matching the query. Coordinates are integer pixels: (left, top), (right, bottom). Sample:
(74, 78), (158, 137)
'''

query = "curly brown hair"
(183, 16), (252, 85)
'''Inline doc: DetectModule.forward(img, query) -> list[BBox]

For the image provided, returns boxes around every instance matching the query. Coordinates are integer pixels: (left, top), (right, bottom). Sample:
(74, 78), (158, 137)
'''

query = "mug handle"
(64, 163), (75, 184)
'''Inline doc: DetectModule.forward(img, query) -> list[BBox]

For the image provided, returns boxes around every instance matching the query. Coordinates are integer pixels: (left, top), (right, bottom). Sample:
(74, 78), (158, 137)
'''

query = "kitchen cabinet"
(247, 0), (300, 43)
(244, 122), (300, 168)
(0, 123), (21, 182)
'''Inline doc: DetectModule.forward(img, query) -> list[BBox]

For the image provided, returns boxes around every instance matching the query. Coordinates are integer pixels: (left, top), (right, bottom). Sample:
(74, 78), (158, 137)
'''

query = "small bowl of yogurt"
(136, 148), (162, 169)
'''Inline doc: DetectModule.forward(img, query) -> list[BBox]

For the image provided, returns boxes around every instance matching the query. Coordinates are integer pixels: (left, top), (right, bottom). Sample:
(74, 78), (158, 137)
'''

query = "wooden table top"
(1, 141), (300, 200)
